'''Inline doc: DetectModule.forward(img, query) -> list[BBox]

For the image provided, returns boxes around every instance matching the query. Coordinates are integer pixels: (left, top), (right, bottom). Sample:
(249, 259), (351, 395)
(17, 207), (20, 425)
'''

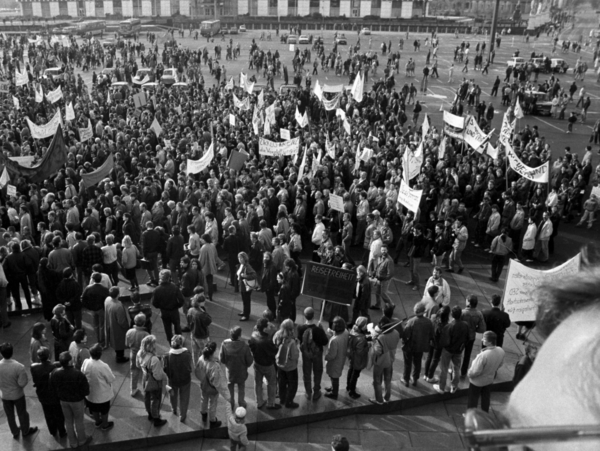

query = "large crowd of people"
(0, 22), (597, 448)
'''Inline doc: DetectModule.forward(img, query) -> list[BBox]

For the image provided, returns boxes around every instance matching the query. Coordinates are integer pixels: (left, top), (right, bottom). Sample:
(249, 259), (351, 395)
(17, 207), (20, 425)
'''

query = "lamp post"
(488, 0), (501, 61)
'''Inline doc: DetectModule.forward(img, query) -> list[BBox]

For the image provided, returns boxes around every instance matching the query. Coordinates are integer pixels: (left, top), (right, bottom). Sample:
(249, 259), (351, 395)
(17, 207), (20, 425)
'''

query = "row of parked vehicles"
(506, 56), (569, 73)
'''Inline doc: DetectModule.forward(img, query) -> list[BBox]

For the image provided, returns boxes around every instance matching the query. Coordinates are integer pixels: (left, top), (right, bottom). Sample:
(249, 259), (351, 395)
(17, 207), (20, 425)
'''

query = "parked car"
(550, 58), (569, 73)
(287, 34), (298, 44)
(298, 35), (309, 44)
(239, 24), (247, 32)
(507, 57), (526, 68)
(229, 26), (239, 34)
(43, 67), (64, 80)
(523, 91), (553, 116)
(335, 34), (347, 45)
(132, 68), (154, 84)
(161, 68), (178, 86)
(361, 27), (371, 35)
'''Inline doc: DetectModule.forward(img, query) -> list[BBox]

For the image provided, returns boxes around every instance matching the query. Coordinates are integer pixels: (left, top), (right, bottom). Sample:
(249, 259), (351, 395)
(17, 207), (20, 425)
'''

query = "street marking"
(533, 116), (565, 132)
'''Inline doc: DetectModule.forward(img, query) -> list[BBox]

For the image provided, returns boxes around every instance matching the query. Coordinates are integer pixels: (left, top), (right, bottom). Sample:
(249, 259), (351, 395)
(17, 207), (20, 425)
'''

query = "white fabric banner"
(438, 136), (446, 159)
(150, 117), (163, 136)
(46, 86), (63, 103)
(297, 147), (307, 182)
(323, 93), (340, 111)
(403, 141), (423, 181)
(259, 137), (300, 157)
(323, 84), (344, 93)
(12, 96), (19, 110)
(506, 143), (549, 183)
(443, 110), (465, 128)
(398, 180), (423, 213)
(225, 77), (234, 90)
(280, 129), (290, 140)
(66, 102), (75, 121)
(422, 113), (430, 138)
(314, 80), (323, 101)
(486, 141), (498, 160)
(257, 90), (264, 109)
(15, 69), (28, 87)
(514, 99), (524, 119)
(295, 107), (308, 128)
(350, 72), (364, 102)
(463, 116), (489, 151)
(343, 119), (351, 135)
(233, 94), (250, 111)
(186, 142), (214, 175)
(229, 114), (236, 126)
(79, 119), (93, 142)
(499, 113), (513, 145)
(35, 85), (44, 103)
(503, 254), (580, 321)
(26, 110), (62, 139)
(0, 167), (9, 188)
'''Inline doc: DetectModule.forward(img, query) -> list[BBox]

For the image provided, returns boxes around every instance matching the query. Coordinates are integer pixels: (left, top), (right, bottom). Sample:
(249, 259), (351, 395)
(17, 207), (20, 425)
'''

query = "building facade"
(16, 0), (529, 19)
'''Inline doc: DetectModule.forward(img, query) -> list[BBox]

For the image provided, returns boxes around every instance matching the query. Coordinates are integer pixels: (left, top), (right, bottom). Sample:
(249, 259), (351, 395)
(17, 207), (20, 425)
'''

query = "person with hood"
(346, 316), (369, 399)
(219, 326), (254, 409)
(369, 316), (401, 405)
(37, 258), (62, 321)
(137, 335), (167, 427)
(151, 269), (185, 343)
(164, 335), (193, 422)
(56, 268), (83, 330)
(195, 341), (223, 429)
(324, 316), (349, 400)
(297, 307), (329, 401)
(248, 318), (281, 410)
(104, 287), (130, 363)
(273, 319), (300, 408)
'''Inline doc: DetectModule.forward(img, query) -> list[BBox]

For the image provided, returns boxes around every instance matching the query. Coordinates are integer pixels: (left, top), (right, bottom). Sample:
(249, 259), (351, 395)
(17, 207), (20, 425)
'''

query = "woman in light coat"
(521, 217), (537, 262)
(195, 341), (222, 428)
(81, 344), (116, 431)
(324, 316), (349, 400)
(104, 286), (130, 363)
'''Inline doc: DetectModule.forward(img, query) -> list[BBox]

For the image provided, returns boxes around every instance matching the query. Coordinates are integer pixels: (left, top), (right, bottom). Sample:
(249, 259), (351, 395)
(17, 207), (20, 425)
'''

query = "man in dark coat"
(482, 294), (511, 348)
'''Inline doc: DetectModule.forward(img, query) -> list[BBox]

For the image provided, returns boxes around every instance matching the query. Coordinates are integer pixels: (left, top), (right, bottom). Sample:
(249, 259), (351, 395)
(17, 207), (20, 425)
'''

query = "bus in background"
(76, 20), (106, 38)
(119, 18), (142, 37)
(200, 20), (221, 37)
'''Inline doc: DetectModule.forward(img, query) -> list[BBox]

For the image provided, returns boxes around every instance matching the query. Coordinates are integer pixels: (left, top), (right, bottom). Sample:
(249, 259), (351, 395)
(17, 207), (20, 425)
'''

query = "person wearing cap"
(401, 302), (435, 387)
(56, 267), (83, 330)
(466, 331), (505, 413)
(151, 269), (185, 343)
(224, 402), (249, 451)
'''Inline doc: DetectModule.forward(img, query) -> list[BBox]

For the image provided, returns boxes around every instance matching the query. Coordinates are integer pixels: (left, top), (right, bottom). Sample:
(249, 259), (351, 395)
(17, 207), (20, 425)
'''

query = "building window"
(269, 0), (277, 7)
(331, 0), (340, 7)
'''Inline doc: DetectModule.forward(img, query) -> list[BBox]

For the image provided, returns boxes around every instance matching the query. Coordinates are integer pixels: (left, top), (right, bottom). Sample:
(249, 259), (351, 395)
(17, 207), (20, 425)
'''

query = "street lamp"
(488, 0), (500, 60)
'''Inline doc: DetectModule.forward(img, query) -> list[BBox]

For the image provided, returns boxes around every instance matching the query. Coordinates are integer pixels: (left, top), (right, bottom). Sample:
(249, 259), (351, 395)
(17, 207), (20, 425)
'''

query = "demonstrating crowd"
(0, 25), (596, 450)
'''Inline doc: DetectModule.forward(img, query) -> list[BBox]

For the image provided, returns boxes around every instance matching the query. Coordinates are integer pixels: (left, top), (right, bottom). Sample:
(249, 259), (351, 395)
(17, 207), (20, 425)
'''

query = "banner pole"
(318, 299), (326, 325)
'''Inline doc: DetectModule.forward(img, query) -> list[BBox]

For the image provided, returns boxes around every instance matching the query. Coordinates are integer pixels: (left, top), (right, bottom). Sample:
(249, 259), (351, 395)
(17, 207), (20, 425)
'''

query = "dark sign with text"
(301, 262), (356, 305)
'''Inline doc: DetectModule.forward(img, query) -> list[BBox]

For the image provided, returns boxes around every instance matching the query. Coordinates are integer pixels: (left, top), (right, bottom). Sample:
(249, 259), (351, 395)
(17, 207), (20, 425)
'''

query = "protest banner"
(227, 149), (249, 171)
(313, 80), (323, 101)
(398, 179), (423, 213)
(12, 96), (19, 110)
(6, 184), (16, 197)
(46, 86), (63, 103)
(133, 92), (147, 109)
(150, 117), (162, 136)
(79, 119), (93, 143)
(301, 262), (356, 305)
(350, 72), (364, 102)
(229, 114), (236, 126)
(26, 110), (62, 139)
(186, 142), (214, 175)
(259, 137), (300, 157)
(443, 110), (465, 140)
(503, 254), (580, 322)
(35, 86), (44, 103)
(329, 194), (344, 213)
(0, 167), (8, 188)
(280, 129), (290, 140)
(15, 69), (28, 87)
(0, 81), (9, 93)
(463, 116), (489, 151)
(403, 141), (423, 181)
(9, 156), (35, 167)
(422, 113), (430, 137)
(506, 142), (549, 183)
(82, 153), (114, 189)
(486, 141), (498, 159)
(499, 113), (513, 145)
(65, 102), (75, 121)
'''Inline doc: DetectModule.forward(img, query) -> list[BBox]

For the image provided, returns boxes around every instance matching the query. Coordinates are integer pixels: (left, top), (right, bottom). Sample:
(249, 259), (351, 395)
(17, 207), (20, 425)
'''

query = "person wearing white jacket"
(466, 331), (505, 413)
(424, 266), (452, 306)
(81, 344), (116, 431)
(521, 217), (537, 262)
